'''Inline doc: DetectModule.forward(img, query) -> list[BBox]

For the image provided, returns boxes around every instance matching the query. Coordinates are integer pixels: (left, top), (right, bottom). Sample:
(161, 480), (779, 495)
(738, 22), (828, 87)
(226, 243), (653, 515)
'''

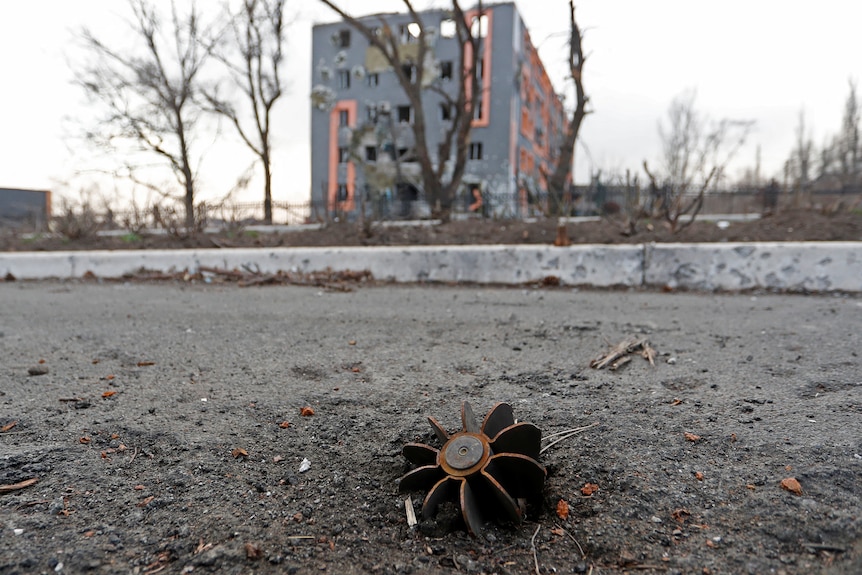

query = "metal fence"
(7, 185), (859, 234)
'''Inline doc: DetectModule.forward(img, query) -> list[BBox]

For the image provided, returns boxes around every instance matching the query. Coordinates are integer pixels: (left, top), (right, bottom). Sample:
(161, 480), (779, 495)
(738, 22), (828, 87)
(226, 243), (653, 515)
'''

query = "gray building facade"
(0, 188), (52, 229)
(310, 2), (567, 218)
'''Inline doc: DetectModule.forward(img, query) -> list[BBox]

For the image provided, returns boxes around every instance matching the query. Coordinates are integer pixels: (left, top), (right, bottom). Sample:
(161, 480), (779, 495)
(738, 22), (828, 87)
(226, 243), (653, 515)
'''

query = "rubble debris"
(199, 265), (372, 291)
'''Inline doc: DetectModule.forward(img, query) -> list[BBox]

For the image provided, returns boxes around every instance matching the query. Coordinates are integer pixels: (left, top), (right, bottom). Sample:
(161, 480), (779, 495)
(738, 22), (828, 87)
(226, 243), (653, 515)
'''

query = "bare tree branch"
(204, 0), (288, 223)
(546, 0), (590, 216)
(644, 90), (754, 232)
(74, 0), (215, 229)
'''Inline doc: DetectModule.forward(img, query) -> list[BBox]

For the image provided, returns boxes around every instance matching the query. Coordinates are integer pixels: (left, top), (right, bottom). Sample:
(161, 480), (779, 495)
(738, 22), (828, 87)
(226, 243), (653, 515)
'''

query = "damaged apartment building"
(310, 2), (568, 218)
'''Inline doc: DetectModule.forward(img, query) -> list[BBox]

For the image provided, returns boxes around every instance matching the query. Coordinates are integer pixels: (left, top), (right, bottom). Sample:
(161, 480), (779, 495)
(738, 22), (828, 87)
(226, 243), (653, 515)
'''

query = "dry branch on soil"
(590, 336), (657, 370)
(119, 266), (373, 291)
(0, 478), (39, 494)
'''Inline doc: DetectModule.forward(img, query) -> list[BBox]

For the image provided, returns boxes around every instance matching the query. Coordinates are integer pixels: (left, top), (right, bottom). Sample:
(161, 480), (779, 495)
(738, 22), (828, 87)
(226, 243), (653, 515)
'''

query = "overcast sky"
(1, 0), (860, 206)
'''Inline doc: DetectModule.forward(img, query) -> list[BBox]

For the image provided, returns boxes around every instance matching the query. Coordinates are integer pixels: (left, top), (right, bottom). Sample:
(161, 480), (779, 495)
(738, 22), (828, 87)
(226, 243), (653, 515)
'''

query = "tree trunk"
(263, 154), (273, 224)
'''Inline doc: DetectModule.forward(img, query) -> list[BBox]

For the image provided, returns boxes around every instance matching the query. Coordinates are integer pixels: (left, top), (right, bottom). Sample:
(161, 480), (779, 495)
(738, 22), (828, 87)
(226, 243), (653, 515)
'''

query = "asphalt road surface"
(1, 281), (860, 574)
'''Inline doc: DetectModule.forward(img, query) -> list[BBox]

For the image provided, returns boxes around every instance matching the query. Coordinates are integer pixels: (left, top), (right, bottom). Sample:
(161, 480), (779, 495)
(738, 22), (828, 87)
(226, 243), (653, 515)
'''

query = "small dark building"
(0, 188), (52, 229)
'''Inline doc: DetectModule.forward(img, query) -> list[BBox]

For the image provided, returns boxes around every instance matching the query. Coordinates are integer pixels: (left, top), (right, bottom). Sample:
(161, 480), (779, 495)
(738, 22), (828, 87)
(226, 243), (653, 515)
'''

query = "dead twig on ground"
(404, 496), (418, 527)
(590, 336), (657, 370)
(0, 477), (39, 494)
(553, 523), (586, 559)
(540, 423), (600, 454)
(531, 524), (542, 575)
(199, 266), (372, 291)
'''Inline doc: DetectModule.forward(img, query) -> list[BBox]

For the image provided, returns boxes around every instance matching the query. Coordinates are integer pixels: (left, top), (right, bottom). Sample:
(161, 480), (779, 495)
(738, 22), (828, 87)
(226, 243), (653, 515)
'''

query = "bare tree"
(317, 0), (482, 220)
(546, 0), (590, 216)
(837, 79), (860, 188)
(76, 0), (214, 229)
(205, 0), (287, 224)
(785, 109), (814, 206)
(643, 90), (754, 232)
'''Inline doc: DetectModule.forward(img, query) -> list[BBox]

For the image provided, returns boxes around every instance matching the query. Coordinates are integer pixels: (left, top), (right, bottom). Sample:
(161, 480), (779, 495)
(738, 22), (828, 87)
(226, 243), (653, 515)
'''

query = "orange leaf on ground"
(300, 406), (315, 417)
(136, 496), (155, 507)
(79, 437), (91, 444)
(105, 374), (115, 380)
(684, 432), (701, 442)
(1, 421), (18, 432)
(695, 472), (704, 481)
(134, 485), (145, 490)
(245, 542), (262, 560)
(137, 361), (155, 367)
(581, 483), (599, 496)
(102, 391), (116, 398)
(556, 499), (570, 520)
(671, 508), (690, 523)
(231, 448), (249, 458)
(279, 421), (291, 429)
(780, 477), (802, 495)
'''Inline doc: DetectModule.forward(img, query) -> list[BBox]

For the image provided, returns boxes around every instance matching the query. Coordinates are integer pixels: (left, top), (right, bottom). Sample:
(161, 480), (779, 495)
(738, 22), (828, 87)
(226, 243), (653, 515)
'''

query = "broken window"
(336, 183), (349, 202)
(397, 147), (417, 163)
(440, 61), (453, 81)
(401, 63), (417, 83)
(397, 105), (413, 124)
(469, 142), (483, 160)
(440, 19), (456, 38)
(366, 72), (379, 87)
(337, 70), (350, 89)
(400, 23), (420, 44)
(473, 99), (483, 121)
(337, 29), (351, 48)
(366, 105), (377, 123)
(338, 146), (350, 163)
(471, 14), (488, 38)
(365, 146), (377, 162)
(338, 109), (349, 126)
(440, 102), (452, 121)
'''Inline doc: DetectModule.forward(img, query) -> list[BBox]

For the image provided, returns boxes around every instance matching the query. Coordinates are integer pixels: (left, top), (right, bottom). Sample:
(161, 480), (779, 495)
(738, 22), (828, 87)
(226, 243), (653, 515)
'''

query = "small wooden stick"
(404, 496), (417, 527)
(531, 524), (542, 575)
(0, 477), (38, 493)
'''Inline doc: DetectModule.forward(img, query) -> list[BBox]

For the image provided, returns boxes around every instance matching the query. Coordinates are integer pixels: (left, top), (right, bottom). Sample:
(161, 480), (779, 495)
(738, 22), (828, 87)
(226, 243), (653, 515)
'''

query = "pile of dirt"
(2, 209), (860, 252)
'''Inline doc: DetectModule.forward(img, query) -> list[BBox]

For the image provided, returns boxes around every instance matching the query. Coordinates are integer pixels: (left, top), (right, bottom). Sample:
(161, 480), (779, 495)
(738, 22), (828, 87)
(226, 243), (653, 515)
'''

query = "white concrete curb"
(1, 242), (859, 292)
(645, 242), (862, 292)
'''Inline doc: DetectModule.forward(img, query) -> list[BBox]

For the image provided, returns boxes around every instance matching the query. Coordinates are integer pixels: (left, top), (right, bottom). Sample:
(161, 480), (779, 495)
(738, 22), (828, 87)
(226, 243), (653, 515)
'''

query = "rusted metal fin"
(459, 478), (485, 537)
(479, 468), (521, 523)
(427, 416), (449, 443)
(490, 422), (542, 460)
(461, 401), (479, 433)
(398, 465), (444, 494)
(486, 453), (546, 501)
(402, 442), (439, 466)
(481, 402), (514, 439)
(422, 476), (460, 519)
